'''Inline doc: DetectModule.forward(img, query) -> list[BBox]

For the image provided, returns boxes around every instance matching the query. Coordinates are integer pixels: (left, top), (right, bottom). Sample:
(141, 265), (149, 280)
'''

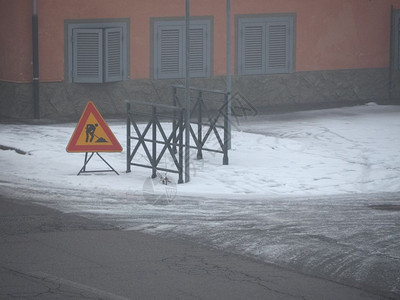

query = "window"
(237, 15), (295, 75)
(67, 21), (128, 83)
(153, 19), (211, 79)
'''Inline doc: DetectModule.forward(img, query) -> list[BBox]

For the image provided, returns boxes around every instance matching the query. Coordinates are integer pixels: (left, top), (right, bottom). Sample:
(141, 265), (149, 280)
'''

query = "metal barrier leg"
(178, 110), (184, 184)
(126, 102), (131, 173)
(172, 86), (178, 155)
(152, 106), (157, 179)
(197, 91), (203, 160)
(223, 93), (229, 165)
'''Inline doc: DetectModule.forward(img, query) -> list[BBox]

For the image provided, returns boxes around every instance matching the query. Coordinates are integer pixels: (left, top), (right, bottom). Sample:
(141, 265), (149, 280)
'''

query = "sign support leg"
(77, 152), (119, 175)
(96, 152), (119, 175)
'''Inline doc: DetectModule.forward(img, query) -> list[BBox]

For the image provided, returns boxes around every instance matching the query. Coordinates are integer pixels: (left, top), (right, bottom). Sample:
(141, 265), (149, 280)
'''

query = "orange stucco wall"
(36, 0), (228, 81)
(1, 0), (400, 83)
(230, 0), (400, 72)
(293, 0), (397, 71)
(0, 0), (33, 82)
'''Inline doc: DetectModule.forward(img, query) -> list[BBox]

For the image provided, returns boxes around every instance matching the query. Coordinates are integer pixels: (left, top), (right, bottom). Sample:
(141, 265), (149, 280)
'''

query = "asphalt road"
(0, 195), (389, 300)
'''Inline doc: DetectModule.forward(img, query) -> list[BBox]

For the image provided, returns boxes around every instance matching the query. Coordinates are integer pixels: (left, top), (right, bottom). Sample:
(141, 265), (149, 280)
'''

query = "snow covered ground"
(1, 103), (400, 297)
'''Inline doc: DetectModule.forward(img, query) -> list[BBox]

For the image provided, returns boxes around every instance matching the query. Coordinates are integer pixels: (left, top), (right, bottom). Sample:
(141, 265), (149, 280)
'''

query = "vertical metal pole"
(32, 0), (40, 119)
(126, 101), (131, 173)
(185, 0), (191, 182)
(226, 0), (231, 148)
(223, 93), (229, 165)
(197, 91), (203, 159)
(172, 86), (177, 154)
(178, 109), (184, 184)
(152, 106), (157, 179)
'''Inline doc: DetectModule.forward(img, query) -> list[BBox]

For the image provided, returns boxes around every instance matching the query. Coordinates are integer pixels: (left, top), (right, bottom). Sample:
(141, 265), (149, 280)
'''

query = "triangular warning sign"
(66, 101), (122, 153)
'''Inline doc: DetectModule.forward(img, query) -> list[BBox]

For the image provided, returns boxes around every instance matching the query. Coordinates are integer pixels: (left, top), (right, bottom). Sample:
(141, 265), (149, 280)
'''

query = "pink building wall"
(0, 0), (33, 82)
(1, 0), (400, 83)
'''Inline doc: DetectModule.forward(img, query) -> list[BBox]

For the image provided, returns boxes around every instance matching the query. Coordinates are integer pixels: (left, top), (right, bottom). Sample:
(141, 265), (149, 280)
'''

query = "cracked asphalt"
(0, 195), (392, 300)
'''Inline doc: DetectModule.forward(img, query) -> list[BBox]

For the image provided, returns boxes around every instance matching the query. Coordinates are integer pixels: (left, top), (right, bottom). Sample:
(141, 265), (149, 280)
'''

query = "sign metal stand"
(66, 101), (123, 176)
(78, 152), (119, 175)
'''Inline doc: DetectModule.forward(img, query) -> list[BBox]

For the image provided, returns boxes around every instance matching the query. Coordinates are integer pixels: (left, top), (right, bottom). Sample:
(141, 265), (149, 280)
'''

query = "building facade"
(1, 0), (400, 119)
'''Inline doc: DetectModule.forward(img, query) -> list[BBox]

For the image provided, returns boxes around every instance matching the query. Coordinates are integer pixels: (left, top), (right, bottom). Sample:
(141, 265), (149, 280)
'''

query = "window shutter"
(157, 26), (183, 79)
(189, 26), (207, 77)
(238, 16), (294, 75)
(154, 20), (210, 79)
(266, 22), (290, 73)
(242, 24), (265, 75)
(393, 18), (400, 70)
(104, 27), (123, 82)
(72, 28), (103, 83)
(398, 20), (400, 69)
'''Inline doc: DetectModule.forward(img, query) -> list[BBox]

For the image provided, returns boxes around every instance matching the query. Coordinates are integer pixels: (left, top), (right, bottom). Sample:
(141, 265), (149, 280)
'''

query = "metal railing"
(172, 85), (229, 165)
(126, 86), (232, 183)
(126, 100), (184, 184)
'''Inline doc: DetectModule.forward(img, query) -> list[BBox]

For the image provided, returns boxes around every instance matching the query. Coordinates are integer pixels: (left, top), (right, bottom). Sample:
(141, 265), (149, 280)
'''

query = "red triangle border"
(66, 101), (123, 153)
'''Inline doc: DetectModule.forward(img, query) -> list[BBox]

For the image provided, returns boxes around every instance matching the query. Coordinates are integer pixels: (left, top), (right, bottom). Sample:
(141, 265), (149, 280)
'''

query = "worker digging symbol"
(85, 123), (107, 143)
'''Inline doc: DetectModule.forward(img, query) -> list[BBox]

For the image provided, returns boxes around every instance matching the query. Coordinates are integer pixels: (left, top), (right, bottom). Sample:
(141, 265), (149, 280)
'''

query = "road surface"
(0, 195), (388, 300)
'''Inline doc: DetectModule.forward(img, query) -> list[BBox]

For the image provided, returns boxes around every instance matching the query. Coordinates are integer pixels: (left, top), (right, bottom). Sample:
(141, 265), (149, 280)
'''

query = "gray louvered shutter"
(241, 23), (265, 75)
(105, 27), (123, 82)
(266, 21), (290, 73)
(397, 18), (400, 69)
(157, 25), (183, 79)
(189, 26), (207, 77)
(72, 28), (103, 83)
